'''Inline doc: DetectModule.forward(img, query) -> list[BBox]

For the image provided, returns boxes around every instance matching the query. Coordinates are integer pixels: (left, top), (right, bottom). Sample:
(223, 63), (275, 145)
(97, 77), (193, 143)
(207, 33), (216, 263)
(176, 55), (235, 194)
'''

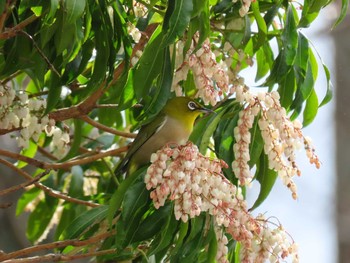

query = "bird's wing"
(114, 113), (167, 176)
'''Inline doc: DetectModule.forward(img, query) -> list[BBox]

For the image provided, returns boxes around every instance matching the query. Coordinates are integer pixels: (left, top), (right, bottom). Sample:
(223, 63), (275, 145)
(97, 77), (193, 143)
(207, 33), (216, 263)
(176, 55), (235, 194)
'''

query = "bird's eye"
(188, 101), (197, 111)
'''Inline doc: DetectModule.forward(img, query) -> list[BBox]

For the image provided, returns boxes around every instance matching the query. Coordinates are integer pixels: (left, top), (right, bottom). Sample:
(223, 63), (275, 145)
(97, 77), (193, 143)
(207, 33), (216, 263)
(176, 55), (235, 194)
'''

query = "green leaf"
(62, 205), (109, 240)
(122, 181), (149, 223)
(303, 88), (318, 126)
(319, 62), (332, 107)
(64, 0), (86, 24)
(44, 70), (62, 114)
(199, 109), (225, 154)
(107, 167), (146, 225)
(333, 0), (349, 28)
(281, 5), (298, 66)
(27, 198), (59, 242)
(68, 166), (84, 197)
(251, 0), (267, 51)
(17, 140), (38, 168)
(294, 32), (309, 72)
(141, 47), (172, 120)
(255, 43), (273, 82)
(250, 154), (277, 210)
(264, 50), (291, 87)
(132, 204), (172, 243)
(148, 207), (179, 256)
(116, 70), (135, 111)
(16, 187), (41, 216)
(278, 69), (295, 110)
(133, 26), (165, 99)
(248, 116), (263, 167)
(162, 0), (193, 47)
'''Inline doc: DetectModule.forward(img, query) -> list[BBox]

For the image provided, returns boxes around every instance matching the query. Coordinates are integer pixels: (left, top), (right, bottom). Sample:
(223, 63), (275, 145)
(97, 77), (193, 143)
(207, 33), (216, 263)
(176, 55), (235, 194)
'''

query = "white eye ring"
(188, 101), (197, 111)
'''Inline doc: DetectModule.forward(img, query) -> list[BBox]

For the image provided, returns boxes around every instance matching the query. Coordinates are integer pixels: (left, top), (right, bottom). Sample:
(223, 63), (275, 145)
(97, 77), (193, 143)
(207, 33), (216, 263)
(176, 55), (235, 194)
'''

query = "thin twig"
(0, 159), (100, 207)
(95, 104), (119, 109)
(19, 30), (61, 77)
(80, 115), (136, 138)
(0, 230), (116, 261)
(37, 146), (59, 161)
(2, 249), (117, 263)
(0, 14), (39, 40)
(0, 146), (128, 170)
(0, 172), (46, 196)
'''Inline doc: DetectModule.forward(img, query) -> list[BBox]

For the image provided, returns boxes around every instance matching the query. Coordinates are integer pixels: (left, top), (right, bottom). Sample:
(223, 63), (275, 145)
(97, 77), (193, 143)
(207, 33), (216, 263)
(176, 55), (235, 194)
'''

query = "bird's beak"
(198, 106), (215, 114)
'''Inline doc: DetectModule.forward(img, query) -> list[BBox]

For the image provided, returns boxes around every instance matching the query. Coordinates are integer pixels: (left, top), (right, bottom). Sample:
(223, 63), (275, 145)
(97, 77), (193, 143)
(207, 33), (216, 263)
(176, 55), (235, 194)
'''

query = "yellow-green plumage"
(115, 97), (212, 176)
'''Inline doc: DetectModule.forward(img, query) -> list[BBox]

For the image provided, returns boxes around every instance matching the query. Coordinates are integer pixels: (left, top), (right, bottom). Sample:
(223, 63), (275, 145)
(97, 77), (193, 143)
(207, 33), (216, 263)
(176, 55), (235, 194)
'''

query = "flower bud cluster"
(127, 22), (141, 43)
(132, 0), (148, 18)
(172, 35), (230, 106)
(215, 227), (229, 263)
(232, 104), (260, 185)
(145, 142), (299, 262)
(241, 215), (299, 263)
(233, 86), (321, 199)
(0, 87), (70, 157)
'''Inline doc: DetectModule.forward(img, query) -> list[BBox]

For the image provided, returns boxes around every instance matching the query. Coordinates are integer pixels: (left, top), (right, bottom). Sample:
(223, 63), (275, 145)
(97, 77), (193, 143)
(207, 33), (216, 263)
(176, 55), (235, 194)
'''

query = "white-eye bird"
(115, 96), (212, 176)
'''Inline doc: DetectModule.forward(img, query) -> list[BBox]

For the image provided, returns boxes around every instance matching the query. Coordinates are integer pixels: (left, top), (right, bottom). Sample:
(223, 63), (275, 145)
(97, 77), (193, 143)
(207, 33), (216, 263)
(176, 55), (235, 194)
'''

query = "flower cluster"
(232, 86), (321, 199)
(132, 0), (148, 18)
(127, 22), (141, 43)
(0, 86), (70, 157)
(172, 35), (230, 106)
(145, 142), (298, 262)
(241, 215), (299, 263)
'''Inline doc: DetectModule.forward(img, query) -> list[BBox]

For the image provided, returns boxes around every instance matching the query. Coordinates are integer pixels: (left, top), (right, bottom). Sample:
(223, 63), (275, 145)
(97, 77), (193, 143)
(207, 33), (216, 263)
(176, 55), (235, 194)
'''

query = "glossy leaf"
(17, 140), (38, 168)
(64, 0), (86, 24)
(16, 187), (41, 216)
(250, 154), (277, 211)
(303, 88), (319, 126)
(107, 168), (146, 225)
(133, 26), (164, 99)
(281, 5), (298, 66)
(333, 0), (349, 28)
(162, 0), (193, 47)
(132, 203), (172, 243)
(27, 198), (59, 242)
(62, 205), (109, 240)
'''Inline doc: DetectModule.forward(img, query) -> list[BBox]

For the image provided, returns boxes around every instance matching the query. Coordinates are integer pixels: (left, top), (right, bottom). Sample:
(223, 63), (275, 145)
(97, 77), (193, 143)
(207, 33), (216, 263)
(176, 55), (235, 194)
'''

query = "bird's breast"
(132, 116), (192, 165)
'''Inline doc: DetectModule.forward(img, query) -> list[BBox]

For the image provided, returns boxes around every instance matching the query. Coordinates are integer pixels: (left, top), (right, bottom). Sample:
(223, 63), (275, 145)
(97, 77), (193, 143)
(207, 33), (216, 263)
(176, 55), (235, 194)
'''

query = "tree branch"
(0, 159), (100, 208)
(0, 14), (39, 40)
(79, 115), (136, 138)
(0, 172), (46, 196)
(0, 230), (116, 261)
(0, 146), (128, 170)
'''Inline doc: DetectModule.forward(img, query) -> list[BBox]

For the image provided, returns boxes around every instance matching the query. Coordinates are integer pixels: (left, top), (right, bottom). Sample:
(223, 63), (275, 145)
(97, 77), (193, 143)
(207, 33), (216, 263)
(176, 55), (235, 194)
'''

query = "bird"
(115, 96), (212, 176)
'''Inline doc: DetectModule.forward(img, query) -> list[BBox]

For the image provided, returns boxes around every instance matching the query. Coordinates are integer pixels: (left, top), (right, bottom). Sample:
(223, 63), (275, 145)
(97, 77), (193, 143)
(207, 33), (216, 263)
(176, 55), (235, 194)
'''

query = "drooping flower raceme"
(172, 35), (230, 106)
(232, 85), (321, 199)
(0, 86), (70, 157)
(145, 142), (298, 262)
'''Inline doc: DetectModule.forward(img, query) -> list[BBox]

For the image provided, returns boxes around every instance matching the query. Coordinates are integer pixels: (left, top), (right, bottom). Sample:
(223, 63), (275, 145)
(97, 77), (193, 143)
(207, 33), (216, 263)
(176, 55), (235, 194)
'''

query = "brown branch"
(0, 230), (116, 261)
(37, 146), (59, 161)
(0, 159), (100, 208)
(0, 172), (47, 196)
(79, 115), (136, 138)
(2, 249), (117, 263)
(0, 14), (39, 40)
(0, 146), (128, 170)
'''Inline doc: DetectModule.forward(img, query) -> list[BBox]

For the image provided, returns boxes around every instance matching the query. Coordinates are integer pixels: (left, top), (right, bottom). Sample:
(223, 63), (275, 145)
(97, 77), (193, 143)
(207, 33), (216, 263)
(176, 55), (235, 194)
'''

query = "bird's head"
(163, 97), (213, 125)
